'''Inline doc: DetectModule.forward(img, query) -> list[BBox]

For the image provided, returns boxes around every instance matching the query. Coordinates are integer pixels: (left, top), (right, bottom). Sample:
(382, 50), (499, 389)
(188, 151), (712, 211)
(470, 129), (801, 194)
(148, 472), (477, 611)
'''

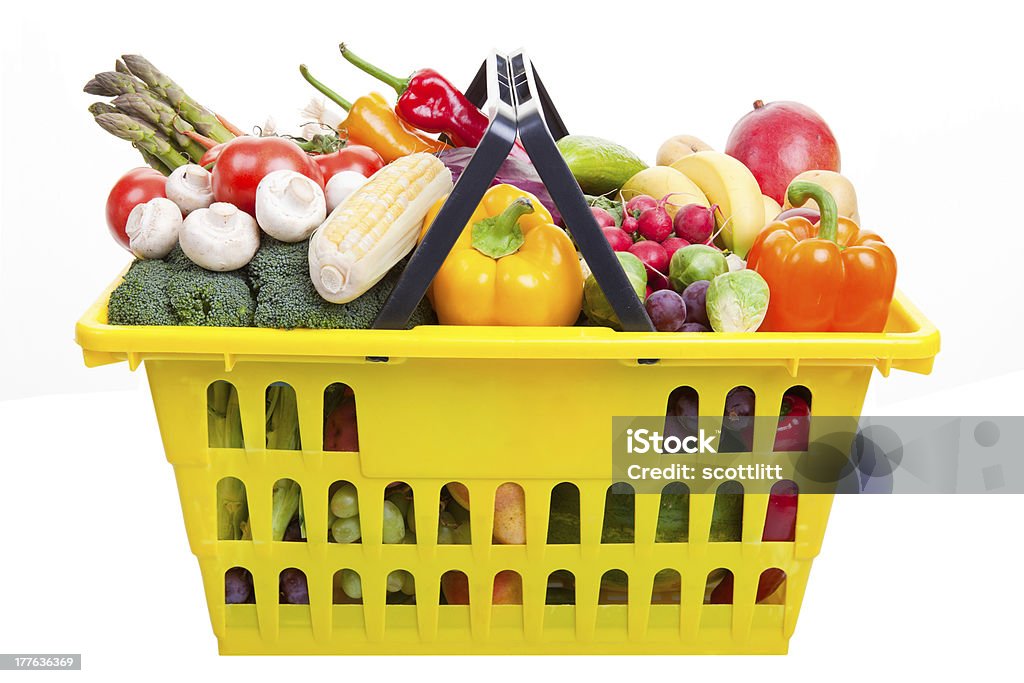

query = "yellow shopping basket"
(75, 51), (939, 655)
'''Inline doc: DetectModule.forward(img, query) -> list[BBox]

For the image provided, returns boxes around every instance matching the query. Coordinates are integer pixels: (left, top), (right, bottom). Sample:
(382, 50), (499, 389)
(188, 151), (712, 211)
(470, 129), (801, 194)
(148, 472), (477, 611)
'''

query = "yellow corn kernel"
(309, 153), (453, 304)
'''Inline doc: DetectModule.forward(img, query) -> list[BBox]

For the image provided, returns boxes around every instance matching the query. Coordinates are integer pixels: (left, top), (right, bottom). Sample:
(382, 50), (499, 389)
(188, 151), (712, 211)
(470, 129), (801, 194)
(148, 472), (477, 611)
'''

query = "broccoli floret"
(108, 246), (255, 327)
(168, 261), (255, 327)
(107, 258), (178, 326)
(246, 234), (436, 329)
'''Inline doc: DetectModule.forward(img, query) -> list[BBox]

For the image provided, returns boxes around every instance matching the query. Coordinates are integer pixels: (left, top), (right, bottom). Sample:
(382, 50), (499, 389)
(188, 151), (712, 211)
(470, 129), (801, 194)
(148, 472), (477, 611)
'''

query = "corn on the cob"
(309, 153), (453, 304)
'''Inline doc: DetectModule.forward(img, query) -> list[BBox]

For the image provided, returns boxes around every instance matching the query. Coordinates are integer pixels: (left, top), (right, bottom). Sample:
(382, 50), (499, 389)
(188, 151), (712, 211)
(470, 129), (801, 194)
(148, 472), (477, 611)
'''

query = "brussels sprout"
(669, 244), (728, 291)
(706, 270), (770, 332)
(583, 251), (647, 330)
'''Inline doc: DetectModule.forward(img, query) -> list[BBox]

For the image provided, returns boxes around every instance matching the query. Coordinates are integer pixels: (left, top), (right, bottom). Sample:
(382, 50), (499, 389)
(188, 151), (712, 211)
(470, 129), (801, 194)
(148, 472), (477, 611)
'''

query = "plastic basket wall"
(77, 288), (938, 655)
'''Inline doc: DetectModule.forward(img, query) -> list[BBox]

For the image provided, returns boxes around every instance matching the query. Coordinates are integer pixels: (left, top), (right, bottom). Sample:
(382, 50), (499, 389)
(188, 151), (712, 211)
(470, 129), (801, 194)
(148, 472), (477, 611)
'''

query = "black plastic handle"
(373, 53), (517, 330)
(372, 51), (655, 333)
(509, 51), (654, 332)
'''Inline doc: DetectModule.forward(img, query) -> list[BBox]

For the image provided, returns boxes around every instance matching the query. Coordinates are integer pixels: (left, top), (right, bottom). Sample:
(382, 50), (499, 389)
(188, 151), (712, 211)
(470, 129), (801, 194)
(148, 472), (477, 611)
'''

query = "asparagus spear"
(83, 70), (148, 97)
(120, 55), (235, 143)
(112, 92), (208, 162)
(93, 112), (190, 170)
(88, 102), (171, 174)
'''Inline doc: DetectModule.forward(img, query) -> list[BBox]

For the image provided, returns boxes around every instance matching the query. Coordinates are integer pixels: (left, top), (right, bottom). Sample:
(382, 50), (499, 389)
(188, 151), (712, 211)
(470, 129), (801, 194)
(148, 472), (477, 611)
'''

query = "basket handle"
(372, 52), (655, 332)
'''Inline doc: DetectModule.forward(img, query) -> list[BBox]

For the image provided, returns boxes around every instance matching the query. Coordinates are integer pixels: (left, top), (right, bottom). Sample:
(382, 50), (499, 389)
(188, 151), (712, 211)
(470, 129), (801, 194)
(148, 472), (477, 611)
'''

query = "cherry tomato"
(313, 145), (384, 182)
(106, 168), (167, 251)
(200, 142), (227, 167)
(211, 137), (324, 215)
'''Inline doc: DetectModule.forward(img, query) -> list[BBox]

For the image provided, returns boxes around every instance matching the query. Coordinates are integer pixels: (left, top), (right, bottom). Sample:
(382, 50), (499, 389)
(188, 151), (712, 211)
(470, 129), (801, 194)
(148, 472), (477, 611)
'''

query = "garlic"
(255, 170), (327, 242)
(125, 197), (182, 259)
(179, 202), (260, 271)
(165, 164), (214, 215)
(325, 171), (368, 213)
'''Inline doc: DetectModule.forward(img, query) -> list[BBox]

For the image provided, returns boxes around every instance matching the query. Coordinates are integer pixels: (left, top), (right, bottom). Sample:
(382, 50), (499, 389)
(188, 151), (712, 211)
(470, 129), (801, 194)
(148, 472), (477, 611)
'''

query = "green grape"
(382, 500), (406, 544)
(331, 516), (361, 543)
(340, 569), (362, 600)
(330, 483), (359, 519)
(437, 525), (455, 544)
(386, 570), (405, 593)
(386, 490), (411, 518)
(400, 571), (416, 596)
(452, 522), (472, 545)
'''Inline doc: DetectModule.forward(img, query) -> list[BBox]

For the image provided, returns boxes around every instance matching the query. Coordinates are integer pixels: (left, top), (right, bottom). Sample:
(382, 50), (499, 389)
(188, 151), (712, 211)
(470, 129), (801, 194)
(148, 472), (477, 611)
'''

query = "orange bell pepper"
(746, 182), (896, 332)
(420, 184), (583, 326)
(299, 65), (446, 162)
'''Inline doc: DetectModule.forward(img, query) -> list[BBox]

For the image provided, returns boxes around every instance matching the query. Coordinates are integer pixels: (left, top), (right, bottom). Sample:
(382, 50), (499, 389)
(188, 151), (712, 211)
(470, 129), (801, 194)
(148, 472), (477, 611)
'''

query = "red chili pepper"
(340, 44), (528, 158)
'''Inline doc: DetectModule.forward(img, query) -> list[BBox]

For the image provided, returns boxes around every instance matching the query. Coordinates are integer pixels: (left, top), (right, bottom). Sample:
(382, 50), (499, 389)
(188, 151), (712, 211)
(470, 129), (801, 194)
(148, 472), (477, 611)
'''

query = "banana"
(671, 151), (765, 258)
(761, 194), (782, 226)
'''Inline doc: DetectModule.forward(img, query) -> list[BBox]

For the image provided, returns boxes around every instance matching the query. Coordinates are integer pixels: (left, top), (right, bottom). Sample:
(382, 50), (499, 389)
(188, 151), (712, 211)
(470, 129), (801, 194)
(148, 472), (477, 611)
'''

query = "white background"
(2, 0), (1022, 679)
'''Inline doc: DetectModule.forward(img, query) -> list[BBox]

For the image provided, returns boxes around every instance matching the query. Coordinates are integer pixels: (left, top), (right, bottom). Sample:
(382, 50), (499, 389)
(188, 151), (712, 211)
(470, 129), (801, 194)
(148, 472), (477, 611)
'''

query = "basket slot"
(272, 479), (305, 543)
(763, 480), (799, 542)
(600, 483), (635, 544)
(438, 482), (470, 548)
(711, 481), (744, 543)
(492, 482), (526, 546)
(265, 383), (301, 451)
(322, 383), (358, 453)
(772, 386), (812, 453)
(383, 483), (414, 546)
(327, 481), (361, 545)
(655, 482), (689, 544)
(547, 482), (580, 545)
(651, 568), (682, 605)
(333, 569), (363, 604)
(216, 477), (249, 541)
(720, 386), (755, 453)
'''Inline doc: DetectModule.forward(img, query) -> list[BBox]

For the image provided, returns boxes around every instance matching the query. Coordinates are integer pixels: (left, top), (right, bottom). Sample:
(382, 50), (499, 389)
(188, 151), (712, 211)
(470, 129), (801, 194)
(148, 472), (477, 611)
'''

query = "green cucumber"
(556, 135), (647, 196)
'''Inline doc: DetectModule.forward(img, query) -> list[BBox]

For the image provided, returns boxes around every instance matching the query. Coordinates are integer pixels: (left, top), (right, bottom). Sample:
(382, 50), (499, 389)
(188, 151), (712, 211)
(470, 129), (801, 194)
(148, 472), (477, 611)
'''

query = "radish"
(629, 240), (670, 274)
(621, 215), (639, 236)
(674, 203), (716, 244)
(602, 226), (633, 252)
(625, 194), (658, 218)
(637, 207), (673, 242)
(590, 206), (617, 228)
(661, 236), (690, 260)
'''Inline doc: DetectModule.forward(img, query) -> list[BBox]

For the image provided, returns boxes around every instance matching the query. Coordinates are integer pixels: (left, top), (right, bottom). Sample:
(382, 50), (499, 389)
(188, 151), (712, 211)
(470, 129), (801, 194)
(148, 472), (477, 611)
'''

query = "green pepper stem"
(339, 43), (410, 96)
(787, 181), (839, 242)
(471, 198), (534, 259)
(299, 64), (351, 111)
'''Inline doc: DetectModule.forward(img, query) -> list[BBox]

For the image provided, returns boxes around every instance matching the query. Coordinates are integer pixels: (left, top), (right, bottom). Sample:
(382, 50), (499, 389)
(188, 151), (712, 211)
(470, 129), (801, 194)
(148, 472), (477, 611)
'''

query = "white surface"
(1, 0), (1023, 678)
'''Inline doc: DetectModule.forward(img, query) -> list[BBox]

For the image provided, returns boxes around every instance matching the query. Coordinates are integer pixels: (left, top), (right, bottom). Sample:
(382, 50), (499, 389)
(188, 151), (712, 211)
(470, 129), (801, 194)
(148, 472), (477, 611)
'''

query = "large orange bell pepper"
(746, 182), (896, 332)
(420, 184), (583, 326)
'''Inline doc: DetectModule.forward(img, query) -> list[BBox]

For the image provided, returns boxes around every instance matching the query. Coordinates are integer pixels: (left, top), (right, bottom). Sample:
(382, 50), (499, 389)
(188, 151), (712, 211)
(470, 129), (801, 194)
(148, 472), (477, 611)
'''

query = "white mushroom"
(255, 169), (327, 242)
(325, 170), (369, 214)
(179, 202), (260, 271)
(125, 197), (182, 259)
(165, 164), (214, 215)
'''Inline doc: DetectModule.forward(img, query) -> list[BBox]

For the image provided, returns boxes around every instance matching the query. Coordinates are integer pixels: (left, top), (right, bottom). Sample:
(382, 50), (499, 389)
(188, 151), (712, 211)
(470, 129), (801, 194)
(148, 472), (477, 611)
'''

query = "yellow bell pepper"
(420, 184), (583, 326)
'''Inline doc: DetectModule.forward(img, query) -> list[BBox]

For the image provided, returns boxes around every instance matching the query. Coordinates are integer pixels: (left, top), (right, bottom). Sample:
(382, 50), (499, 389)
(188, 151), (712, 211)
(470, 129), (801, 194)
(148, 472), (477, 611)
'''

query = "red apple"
(725, 100), (840, 204)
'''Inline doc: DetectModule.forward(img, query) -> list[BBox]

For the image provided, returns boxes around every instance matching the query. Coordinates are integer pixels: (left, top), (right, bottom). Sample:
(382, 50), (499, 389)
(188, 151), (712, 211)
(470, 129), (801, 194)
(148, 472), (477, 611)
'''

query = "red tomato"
(314, 145), (384, 182)
(211, 137), (324, 215)
(106, 168), (167, 250)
